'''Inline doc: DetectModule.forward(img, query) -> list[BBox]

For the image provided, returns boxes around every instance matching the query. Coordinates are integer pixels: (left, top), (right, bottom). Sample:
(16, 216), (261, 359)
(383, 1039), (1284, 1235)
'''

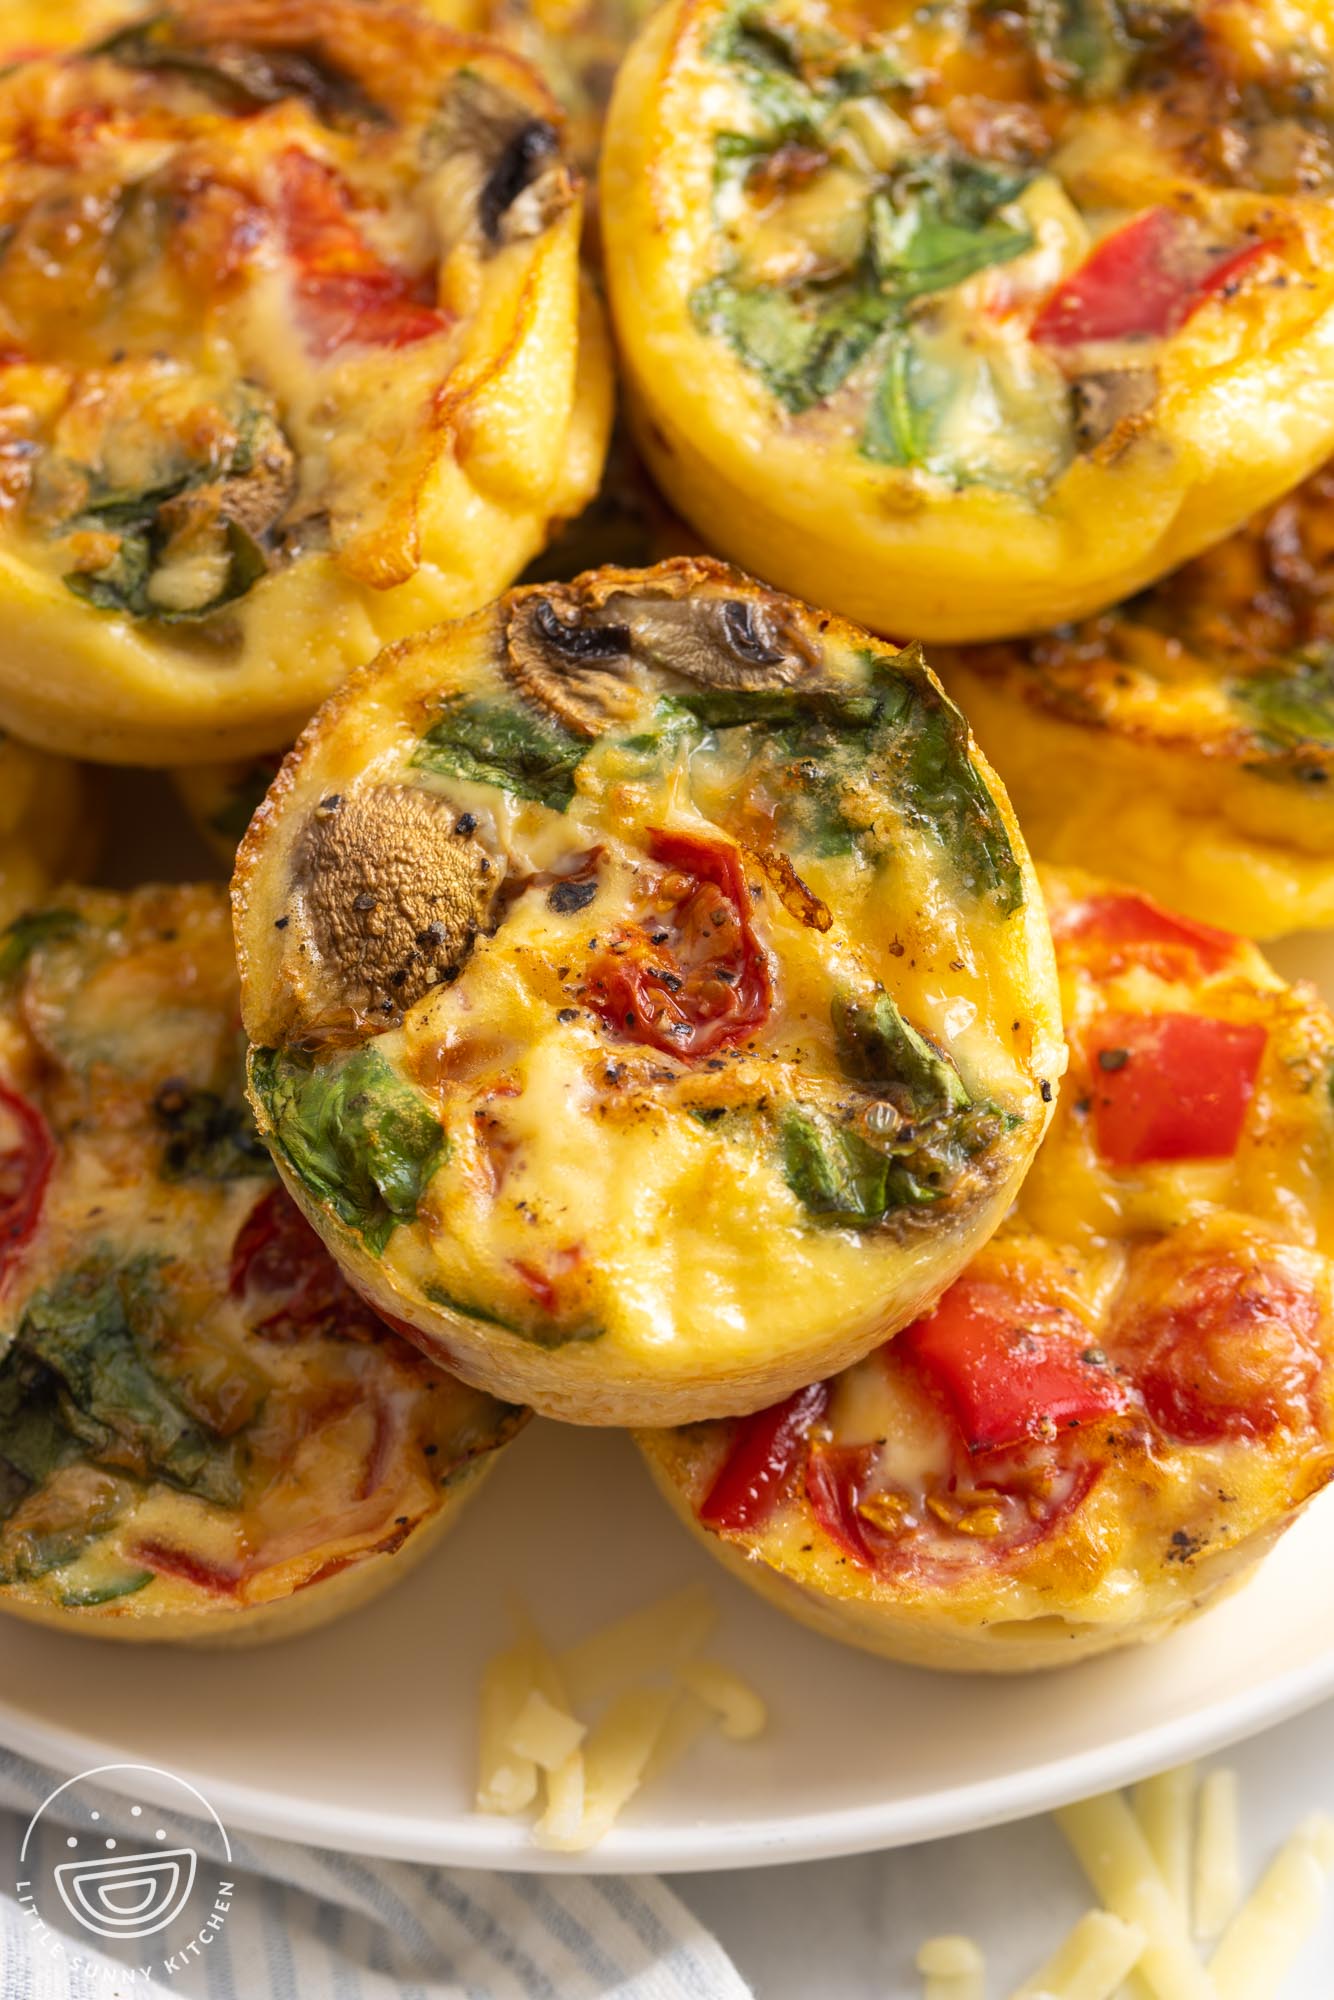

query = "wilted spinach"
(251, 1045), (445, 1255)
(414, 697), (587, 811)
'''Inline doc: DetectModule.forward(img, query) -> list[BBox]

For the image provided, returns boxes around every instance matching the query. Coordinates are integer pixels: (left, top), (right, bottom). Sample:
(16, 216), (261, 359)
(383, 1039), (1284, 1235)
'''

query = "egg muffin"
(0, 735), (93, 927)
(639, 871), (1334, 1670)
(0, 882), (524, 1643)
(234, 557), (1062, 1426)
(603, 0), (1334, 643)
(0, 0), (611, 765)
(943, 463), (1334, 939)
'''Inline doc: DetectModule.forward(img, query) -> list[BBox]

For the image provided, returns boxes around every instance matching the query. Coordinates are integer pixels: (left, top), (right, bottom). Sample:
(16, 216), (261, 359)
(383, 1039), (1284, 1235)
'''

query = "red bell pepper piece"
(1086, 1012), (1266, 1166)
(698, 1381), (829, 1531)
(1032, 208), (1273, 348)
(900, 1277), (1124, 1454)
(0, 1080), (54, 1285)
(277, 149), (450, 358)
(585, 829), (772, 1060)
(1051, 890), (1238, 979)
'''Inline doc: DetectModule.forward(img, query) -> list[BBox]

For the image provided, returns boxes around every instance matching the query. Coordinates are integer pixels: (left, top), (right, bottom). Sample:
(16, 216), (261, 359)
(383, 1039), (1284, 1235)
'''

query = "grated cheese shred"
(474, 1586), (765, 1851)
(1193, 1769), (1243, 1943)
(1009, 1909), (1146, 2000)
(917, 1934), (985, 2000)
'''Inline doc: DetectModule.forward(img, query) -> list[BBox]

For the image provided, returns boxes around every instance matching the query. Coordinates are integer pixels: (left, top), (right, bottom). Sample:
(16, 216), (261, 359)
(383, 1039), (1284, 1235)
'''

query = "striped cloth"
(0, 1749), (752, 1999)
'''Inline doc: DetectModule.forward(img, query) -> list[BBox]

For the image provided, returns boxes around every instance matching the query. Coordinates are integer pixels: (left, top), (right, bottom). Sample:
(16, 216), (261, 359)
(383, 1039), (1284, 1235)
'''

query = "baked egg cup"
(0, 735), (94, 928)
(0, 882), (525, 1644)
(0, 0), (611, 765)
(602, 0), (1334, 643)
(233, 556), (1062, 1426)
(639, 870), (1334, 1670)
(942, 461), (1334, 938)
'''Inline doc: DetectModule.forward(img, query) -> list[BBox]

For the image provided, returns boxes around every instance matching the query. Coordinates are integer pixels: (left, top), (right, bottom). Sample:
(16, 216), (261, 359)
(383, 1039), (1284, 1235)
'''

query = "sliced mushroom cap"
(296, 783), (500, 1024)
(424, 75), (570, 253)
(502, 570), (819, 736)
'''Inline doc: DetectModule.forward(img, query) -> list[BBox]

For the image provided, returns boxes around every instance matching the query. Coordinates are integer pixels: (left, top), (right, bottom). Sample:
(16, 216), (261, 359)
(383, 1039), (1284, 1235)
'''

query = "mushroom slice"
(504, 591), (639, 737)
(502, 568), (818, 737)
(424, 74), (570, 253)
(296, 783), (500, 1025)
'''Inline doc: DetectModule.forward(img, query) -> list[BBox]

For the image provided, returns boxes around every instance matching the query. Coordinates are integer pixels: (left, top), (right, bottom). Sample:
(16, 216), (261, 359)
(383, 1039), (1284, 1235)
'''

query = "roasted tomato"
(639, 868), (1334, 1671)
(0, 884), (524, 1644)
(942, 459), (1334, 937)
(603, 0), (1334, 642)
(0, 0), (610, 764)
(0, 732), (92, 926)
(232, 556), (1062, 1426)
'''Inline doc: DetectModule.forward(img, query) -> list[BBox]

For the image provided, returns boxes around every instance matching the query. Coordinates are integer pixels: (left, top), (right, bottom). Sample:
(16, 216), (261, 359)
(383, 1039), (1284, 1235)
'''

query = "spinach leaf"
(675, 645), (1024, 911)
(0, 907), (82, 981)
(1230, 651), (1334, 754)
(833, 991), (969, 1118)
(691, 277), (891, 414)
(60, 1570), (154, 1609)
(1027, 0), (1136, 94)
(251, 1045), (445, 1255)
(867, 646), (1026, 915)
(673, 684), (882, 731)
(862, 334), (938, 466)
(414, 697), (587, 811)
(868, 161), (1033, 302)
(66, 517), (267, 623)
(151, 1078), (273, 1184)
(0, 1261), (240, 1514)
(779, 1106), (942, 1223)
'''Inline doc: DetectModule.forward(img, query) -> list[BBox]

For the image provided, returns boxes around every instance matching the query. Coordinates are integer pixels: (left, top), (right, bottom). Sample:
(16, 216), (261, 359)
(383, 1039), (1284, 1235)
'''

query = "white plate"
(1, 923), (1332, 1875)
(1, 1419), (1334, 1873)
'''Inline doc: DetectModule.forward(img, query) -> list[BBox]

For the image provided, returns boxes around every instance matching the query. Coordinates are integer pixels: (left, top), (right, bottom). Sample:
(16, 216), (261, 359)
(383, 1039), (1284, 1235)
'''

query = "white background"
(673, 1701), (1334, 1997)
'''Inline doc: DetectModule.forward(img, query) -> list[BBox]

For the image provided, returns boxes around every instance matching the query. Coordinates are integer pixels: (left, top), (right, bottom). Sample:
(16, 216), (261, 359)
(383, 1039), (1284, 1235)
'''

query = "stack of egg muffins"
(3, 0), (1334, 1676)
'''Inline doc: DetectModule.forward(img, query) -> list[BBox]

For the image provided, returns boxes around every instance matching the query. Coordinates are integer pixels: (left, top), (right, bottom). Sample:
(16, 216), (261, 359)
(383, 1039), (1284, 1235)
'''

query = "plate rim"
(1, 1633), (1332, 1873)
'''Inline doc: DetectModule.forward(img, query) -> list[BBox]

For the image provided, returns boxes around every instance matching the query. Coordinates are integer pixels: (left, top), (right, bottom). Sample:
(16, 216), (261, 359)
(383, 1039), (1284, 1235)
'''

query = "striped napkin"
(0, 1749), (753, 1999)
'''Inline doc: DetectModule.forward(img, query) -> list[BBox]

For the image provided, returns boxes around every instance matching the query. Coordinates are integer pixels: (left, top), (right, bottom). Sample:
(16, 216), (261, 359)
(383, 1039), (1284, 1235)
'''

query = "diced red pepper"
(229, 1186), (383, 1342)
(1114, 1253), (1322, 1444)
(1085, 1012), (1266, 1166)
(804, 1440), (883, 1565)
(276, 149), (450, 358)
(698, 1381), (829, 1532)
(1051, 890), (1238, 980)
(0, 1080), (54, 1285)
(130, 1539), (243, 1596)
(1031, 208), (1273, 348)
(899, 1277), (1125, 1455)
(584, 829), (772, 1060)
(511, 1247), (582, 1317)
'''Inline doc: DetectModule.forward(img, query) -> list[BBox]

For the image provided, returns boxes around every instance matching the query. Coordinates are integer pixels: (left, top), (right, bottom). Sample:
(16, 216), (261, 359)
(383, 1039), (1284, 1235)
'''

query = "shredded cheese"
(475, 1640), (541, 1816)
(557, 1585), (718, 1706)
(909, 1765), (1334, 2000)
(508, 1689), (587, 1772)
(1009, 1909), (1146, 2000)
(917, 1934), (985, 2000)
(1132, 1766), (1196, 1916)
(678, 1659), (768, 1741)
(1054, 1793), (1218, 2000)
(1194, 1770), (1243, 1943)
(1209, 1815), (1334, 2000)
(474, 1587), (765, 1850)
